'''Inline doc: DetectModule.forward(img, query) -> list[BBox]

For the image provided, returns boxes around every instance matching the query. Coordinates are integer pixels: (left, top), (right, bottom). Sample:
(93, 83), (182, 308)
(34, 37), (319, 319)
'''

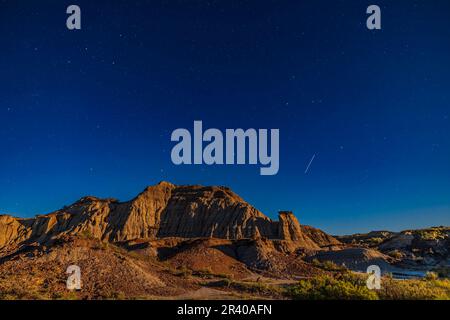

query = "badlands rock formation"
(0, 181), (329, 251)
(1, 182), (447, 300)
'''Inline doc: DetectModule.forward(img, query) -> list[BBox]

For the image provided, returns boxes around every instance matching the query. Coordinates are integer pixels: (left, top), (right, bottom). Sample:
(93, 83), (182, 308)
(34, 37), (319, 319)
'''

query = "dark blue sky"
(1, 0), (449, 234)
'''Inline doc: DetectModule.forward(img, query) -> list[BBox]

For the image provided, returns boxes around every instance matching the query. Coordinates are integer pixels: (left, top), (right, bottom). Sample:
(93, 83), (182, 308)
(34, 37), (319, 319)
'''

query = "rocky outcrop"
(336, 227), (450, 268)
(278, 211), (302, 241)
(0, 182), (327, 251)
(301, 225), (342, 248)
(277, 212), (319, 249)
(156, 185), (276, 239)
(379, 233), (414, 251)
(0, 215), (32, 249)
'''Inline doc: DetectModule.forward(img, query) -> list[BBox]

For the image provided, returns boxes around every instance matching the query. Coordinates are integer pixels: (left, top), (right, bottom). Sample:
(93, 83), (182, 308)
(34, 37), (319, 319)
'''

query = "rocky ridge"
(0, 182), (332, 252)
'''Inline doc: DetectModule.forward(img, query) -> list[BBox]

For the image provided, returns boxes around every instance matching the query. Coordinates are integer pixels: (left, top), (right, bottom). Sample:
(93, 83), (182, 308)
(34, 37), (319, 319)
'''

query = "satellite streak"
(304, 154), (316, 174)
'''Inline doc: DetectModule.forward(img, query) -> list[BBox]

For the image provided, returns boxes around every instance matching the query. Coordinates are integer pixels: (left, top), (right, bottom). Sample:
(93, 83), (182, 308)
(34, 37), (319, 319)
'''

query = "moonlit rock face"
(0, 181), (321, 250)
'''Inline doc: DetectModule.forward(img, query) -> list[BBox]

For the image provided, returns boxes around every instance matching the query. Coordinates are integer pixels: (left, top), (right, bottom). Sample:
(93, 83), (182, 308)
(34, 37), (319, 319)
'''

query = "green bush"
(416, 229), (446, 240)
(286, 273), (450, 300)
(424, 272), (439, 281)
(286, 274), (378, 300)
(379, 278), (450, 300)
(311, 259), (347, 272)
(386, 250), (404, 259)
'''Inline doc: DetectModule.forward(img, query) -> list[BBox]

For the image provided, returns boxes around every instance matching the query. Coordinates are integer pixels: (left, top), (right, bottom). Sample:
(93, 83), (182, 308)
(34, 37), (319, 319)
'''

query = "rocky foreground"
(0, 181), (448, 299)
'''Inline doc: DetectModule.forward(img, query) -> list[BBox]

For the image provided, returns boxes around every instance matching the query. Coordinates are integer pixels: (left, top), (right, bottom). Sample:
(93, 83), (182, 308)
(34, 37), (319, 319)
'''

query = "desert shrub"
(286, 274), (378, 300)
(311, 259), (347, 272)
(193, 269), (232, 280)
(368, 237), (384, 246)
(206, 278), (233, 288)
(416, 229), (446, 240)
(171, 265), (192, 278)
(386, 250), (404, 259)
(286, 271), (450, 300)
(0, 286), (51, 300)
(104, 291), (126, 300)
(311, 259), (321, 266)
(424, 272), (439, 281)
(379, 278), (450, 300)
(52, 291), (79, 300)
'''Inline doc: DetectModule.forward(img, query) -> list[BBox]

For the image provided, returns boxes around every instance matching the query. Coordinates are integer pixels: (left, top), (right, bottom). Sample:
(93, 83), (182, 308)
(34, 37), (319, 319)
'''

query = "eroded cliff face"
(0, 181), (329, 250)
(0, 215), (32, 249)
(277, 211), (319, 249)
(157, 185), (275, 239)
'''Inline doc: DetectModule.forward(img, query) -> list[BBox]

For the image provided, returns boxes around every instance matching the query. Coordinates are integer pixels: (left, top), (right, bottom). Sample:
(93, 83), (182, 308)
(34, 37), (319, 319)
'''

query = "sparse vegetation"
(415, 228), (448, 240)
(379, 277), (450, 300)
(192, 268), (233, 280)
(386, 249), (404, 259)
(104, 290), (127, 300)
(367, 237), (385, 246)
(285, 272), (450, 300)
(311, 259), (347, 272)
(424, 271), (439, 281)
(286, 273), (377, 300)
(80, 229), (95, 240)
(169, 265), (193, 278)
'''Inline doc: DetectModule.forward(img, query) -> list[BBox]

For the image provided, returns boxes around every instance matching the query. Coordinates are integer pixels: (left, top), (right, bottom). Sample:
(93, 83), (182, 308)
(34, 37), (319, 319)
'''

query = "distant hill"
(337, 227), (450, 268)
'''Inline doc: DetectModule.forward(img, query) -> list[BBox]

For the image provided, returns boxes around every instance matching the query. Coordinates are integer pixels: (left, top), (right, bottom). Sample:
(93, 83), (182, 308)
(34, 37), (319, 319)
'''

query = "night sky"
(1, 0), (449, 234)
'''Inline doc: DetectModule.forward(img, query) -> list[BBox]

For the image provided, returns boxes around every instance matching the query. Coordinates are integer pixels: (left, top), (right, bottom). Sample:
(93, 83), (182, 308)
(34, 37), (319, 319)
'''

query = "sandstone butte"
(0, 181), (335, 251)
